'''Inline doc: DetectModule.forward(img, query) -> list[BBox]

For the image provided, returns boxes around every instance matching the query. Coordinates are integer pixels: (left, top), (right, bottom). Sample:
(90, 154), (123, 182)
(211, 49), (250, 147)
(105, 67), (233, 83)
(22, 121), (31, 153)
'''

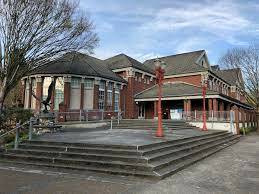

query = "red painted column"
(208, 98), (213, 117)
(184, 99), (188, 112)
(80, 80), (84, 110)
(93, 79), (99, 110)
(187, 99), (191, 119)
(233, 106), (240, 134)
(187, 99), (192, 112)
(213, 98), (218, 119)
(63, 77), (71, 111)
(219, 101), (224, 120)
(35, 76), (43, 113)
(240, 108), (244, 128)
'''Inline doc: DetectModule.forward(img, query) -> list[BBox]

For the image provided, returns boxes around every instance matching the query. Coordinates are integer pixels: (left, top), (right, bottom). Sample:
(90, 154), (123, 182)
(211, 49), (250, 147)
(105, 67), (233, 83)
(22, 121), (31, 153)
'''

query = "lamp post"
(154, 59), (166, 137)
(201, 74), (208, 131)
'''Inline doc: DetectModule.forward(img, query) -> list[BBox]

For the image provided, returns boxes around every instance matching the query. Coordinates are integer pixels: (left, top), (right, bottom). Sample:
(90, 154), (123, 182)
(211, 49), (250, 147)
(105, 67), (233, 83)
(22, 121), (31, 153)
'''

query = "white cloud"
(175, 37), (209, 54)
(130, 52), (162, 62)
(96, 22), (113, 32)
(139, 0), (256, 46)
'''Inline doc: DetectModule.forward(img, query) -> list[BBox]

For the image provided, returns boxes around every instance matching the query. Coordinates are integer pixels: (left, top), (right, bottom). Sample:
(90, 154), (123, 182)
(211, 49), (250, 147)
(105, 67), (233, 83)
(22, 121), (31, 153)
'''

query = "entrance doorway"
(138, 103), (145, 119)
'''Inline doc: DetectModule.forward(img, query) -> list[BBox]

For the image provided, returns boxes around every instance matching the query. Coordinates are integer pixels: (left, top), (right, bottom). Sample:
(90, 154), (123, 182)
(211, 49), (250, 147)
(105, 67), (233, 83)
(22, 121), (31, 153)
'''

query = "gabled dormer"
(196, 50), (211, 69)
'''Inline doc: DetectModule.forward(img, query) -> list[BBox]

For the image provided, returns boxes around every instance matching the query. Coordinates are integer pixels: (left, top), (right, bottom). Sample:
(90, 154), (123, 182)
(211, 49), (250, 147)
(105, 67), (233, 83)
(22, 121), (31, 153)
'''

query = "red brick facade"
(119, 72), (155, 119)
(164, 74), (202, 86)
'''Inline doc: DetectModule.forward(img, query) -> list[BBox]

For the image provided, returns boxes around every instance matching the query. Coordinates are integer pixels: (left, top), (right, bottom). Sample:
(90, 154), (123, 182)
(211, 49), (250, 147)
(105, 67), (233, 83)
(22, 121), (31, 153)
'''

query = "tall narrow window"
(84, 79), (94, 88)
(98, 81), (105, 110)
(71, 77), (80, 88)
(107, 82), (113, 107)
(114, 84), (120, 112)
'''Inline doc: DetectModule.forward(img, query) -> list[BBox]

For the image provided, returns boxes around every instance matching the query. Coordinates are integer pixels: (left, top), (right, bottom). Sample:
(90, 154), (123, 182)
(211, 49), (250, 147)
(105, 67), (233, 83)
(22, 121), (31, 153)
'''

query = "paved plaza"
(0, 133), (258, 194)
(36, 128), (219, 146)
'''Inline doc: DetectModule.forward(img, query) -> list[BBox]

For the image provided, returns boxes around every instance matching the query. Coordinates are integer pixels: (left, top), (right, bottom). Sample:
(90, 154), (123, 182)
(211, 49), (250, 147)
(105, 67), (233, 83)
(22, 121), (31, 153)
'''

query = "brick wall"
(163, 74), (202, 86)
(118, 71), (155, 119)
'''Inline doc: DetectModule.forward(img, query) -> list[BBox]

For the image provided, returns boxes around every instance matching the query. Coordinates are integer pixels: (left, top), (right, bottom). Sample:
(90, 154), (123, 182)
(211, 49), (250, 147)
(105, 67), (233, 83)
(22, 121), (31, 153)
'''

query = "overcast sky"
(80, 0), (259, 64)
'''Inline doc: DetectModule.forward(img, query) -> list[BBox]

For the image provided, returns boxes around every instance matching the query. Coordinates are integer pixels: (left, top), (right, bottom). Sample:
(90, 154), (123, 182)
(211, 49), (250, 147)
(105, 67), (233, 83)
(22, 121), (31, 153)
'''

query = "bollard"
(117, 111), (120, 125)
(29, 117), (33, 141)
(14, 123), (20, 149)
(86, 110), (88, 122)
(110, 116), (114, 130)
(79, 110), (82, 122)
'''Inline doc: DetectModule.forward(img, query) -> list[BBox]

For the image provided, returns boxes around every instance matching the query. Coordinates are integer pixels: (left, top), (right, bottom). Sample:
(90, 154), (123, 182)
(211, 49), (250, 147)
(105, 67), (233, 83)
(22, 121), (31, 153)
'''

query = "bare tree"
(219, 44), (259, 133)
(0, 0), (99, 111)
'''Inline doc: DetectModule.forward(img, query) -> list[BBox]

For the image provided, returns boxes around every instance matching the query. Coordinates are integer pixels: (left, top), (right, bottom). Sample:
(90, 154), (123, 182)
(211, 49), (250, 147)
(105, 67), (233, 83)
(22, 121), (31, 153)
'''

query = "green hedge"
(240, 126), (256, 135)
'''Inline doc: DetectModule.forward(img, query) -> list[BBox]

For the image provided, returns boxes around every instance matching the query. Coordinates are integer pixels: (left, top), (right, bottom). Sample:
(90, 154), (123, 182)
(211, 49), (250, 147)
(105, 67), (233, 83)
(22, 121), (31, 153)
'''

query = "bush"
(240, 126), (255, 135)
(0, 107), (33, 130)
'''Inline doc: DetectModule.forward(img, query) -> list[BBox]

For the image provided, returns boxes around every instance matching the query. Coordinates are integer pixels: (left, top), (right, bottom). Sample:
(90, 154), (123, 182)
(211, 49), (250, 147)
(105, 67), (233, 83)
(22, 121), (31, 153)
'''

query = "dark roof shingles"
(213, 68), (240, 86)
(31, 52), (126, 83)
(105, 54), (154, 74)
(135, 82), (218, 99)
(143, 50), (207, 76)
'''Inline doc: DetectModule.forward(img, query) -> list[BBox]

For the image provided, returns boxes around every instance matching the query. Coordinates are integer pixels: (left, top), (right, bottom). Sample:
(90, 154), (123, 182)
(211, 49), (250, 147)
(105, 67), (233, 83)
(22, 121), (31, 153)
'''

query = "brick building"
(21, 50), (254, 122)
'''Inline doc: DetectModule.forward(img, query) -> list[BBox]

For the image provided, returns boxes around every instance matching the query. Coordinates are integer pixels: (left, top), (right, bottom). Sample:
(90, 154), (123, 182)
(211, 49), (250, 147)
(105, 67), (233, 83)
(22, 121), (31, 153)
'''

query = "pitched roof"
(135, 82), (253, 109)
(143, 50), (207, 76)
(30, 52), (126, 83)
(135, 82), (218, 99)
(105, 54), (154, 74)
(213, 68), (242, 86)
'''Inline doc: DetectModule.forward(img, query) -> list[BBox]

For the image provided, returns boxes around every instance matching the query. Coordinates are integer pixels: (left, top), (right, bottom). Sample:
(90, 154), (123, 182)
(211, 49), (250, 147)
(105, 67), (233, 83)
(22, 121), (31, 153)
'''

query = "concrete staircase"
(0, 131), (240, 179)
(113, 119), (198, 130)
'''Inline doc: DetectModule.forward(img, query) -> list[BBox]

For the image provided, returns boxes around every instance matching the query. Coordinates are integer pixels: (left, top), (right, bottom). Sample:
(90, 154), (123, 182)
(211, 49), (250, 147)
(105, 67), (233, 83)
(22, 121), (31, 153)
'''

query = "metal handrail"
(0, 121), (29, 139)
(0, 117), (36, 149)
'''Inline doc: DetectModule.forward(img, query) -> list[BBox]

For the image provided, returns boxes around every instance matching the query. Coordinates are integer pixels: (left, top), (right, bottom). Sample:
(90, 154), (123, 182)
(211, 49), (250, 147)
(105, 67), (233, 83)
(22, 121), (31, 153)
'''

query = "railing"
(179, 111), (235, 122)
(0, 117), (36, 149)
(55, 110), (123, 124)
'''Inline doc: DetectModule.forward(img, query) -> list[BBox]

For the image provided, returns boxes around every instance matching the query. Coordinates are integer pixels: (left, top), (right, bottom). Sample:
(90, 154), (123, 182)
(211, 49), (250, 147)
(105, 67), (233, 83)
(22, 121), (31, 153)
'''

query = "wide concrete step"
(0, 153), (151, 171)
(138, 131), (227, 151)
(0, 131), (240, 179)
(152, 135), (239, 171)
(156, 137), (239, 178)
(18, 144), (140, 156)
(0, 159), (156, 178)
(22, 140), (137, 150)
(7, 149), (146, 163)
(151, 135), (238, 171)
(145, 133), (233, 161)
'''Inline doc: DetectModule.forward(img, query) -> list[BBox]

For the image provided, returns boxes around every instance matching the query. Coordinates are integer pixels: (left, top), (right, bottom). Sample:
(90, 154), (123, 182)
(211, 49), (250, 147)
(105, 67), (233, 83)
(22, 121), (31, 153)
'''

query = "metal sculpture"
(31, 78), (56, 113)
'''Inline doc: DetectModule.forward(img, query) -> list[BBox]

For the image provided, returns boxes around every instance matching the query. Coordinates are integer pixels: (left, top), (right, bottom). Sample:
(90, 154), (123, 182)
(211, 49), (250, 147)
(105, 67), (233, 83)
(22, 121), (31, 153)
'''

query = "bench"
(33, 125), (62, 133)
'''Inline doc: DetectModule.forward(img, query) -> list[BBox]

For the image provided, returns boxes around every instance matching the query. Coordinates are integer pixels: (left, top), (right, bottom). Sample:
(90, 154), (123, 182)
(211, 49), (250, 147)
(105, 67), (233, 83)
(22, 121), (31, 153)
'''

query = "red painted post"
(156, 80), (163, 137)
(154, 59), (166, 137)
(202, 85), (208, 131)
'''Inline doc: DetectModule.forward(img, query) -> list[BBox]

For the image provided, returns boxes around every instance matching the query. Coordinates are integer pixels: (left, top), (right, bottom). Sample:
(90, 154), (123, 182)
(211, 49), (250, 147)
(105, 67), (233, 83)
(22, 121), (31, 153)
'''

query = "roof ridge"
(218, 68), (240, 71)
(165, 81), (201, 88)
(144, 50), (205, 62)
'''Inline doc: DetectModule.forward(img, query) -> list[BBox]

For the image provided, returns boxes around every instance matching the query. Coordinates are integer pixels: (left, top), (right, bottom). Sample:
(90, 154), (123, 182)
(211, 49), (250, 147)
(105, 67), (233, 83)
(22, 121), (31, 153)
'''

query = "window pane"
(84, 79), (93, 88)
(71, 77), (80, 88)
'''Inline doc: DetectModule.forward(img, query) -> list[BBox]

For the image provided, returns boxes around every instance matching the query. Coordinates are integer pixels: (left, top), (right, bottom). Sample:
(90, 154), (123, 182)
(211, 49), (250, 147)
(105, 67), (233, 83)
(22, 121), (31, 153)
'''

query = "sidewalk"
(125, 133), (259, 194)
